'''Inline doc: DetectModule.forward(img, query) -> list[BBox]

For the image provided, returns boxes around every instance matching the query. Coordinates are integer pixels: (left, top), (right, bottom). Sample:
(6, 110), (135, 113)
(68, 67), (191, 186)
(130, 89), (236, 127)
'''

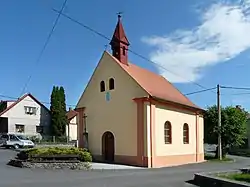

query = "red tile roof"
(66, 110), (78, 121)
(106, 52), (201, 110)
(0, 93), (50, 117)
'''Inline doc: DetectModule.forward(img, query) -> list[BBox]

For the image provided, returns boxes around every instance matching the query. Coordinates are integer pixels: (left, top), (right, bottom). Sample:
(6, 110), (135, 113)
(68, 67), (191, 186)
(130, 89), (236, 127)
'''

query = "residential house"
(0, 93), (51, 136)
(66, 108), (78, 141)
(76, 16), (205, 168)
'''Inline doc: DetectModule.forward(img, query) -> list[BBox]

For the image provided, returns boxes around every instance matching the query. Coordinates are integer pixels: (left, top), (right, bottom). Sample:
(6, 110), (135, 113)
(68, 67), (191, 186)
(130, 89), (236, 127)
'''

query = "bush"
(17, 147), (92, 162)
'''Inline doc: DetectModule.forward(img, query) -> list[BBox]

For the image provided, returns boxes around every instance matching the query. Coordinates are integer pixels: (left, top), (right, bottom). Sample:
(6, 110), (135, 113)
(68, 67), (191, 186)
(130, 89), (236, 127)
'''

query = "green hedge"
(17, 147), (92, 162)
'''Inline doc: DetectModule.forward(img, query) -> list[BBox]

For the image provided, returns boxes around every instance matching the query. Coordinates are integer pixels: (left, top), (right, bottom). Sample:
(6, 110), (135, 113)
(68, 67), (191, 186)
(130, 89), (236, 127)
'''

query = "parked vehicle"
(0, 133), (35, 149)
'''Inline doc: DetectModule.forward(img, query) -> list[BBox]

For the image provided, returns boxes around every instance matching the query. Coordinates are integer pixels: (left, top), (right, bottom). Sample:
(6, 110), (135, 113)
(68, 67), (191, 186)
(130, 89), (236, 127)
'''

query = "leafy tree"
(50, 86), (68, 137)
(204, 105), (248, 157)
(0, 101), (7, 113)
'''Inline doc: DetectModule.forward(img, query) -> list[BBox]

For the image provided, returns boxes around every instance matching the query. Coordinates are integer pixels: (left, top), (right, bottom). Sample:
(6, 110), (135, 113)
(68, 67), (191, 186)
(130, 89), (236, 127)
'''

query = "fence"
(29, 135), (77, 145)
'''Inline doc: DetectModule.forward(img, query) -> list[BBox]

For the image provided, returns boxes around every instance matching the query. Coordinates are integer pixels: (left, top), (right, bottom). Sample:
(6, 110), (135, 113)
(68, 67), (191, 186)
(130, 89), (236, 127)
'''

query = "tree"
(50, 86), (68, 137)
(59, 86), (67, 135)
(204, 105), (248, 157)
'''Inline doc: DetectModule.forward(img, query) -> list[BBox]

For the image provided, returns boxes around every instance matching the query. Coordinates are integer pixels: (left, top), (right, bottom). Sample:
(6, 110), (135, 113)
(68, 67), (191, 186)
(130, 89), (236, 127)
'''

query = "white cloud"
(142, 0), (250, 83)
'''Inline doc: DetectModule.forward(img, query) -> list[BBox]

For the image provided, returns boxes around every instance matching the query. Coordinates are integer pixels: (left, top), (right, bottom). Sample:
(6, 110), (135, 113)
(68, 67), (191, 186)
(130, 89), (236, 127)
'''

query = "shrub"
(17, 147), (92, 162)
(55, 136), (67, 143)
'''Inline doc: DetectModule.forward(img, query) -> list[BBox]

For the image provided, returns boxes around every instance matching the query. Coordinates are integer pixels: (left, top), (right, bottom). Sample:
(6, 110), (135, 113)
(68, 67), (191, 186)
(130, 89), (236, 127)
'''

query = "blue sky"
(1, 0), (250, 110)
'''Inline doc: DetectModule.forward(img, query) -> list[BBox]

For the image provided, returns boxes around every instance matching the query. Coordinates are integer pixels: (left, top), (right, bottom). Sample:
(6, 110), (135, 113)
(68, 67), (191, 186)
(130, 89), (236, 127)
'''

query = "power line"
(220, 86), (250, 91)
(52, 9), (215, 93)
(223, 92), (250, 96)
(19, 0), (68, 97)
(0, 94), (76, 107)
(184, 87), (217, 96)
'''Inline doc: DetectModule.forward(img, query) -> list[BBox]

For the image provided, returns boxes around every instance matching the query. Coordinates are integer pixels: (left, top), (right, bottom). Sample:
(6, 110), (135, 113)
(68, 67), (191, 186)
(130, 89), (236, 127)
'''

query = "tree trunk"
(215, 145), (228, 158)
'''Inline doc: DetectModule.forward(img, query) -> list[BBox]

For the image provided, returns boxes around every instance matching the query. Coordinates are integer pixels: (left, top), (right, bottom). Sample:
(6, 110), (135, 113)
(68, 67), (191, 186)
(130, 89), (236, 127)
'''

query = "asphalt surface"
(1, 148), (250, 187)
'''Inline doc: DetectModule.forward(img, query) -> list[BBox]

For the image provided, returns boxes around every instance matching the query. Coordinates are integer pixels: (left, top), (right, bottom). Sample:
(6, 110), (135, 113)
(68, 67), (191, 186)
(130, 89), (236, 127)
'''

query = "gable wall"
(1, 96), (51, 136)
(77, 52), (147, 157)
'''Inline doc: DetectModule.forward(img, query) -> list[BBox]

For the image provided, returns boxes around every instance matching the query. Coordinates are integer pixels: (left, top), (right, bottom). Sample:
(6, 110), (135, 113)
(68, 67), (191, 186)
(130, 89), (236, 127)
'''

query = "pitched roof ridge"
(0, 93), (50, 117)
(66, 110), (78, 121)
(0, 93), (29, 117)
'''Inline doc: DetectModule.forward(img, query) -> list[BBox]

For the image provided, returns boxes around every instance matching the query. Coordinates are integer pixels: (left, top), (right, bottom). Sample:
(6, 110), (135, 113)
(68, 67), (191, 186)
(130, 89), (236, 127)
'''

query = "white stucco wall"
(66, 116), (77, 141)
(1, 95), (51, 136)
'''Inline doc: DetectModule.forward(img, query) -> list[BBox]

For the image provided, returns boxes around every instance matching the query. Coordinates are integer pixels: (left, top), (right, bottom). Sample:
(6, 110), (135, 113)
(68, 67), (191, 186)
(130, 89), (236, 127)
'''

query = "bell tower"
(110, 14), (130, 65)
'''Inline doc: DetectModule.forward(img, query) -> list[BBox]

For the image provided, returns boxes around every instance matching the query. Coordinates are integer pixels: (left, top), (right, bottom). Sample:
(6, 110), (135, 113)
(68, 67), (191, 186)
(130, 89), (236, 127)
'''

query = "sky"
(1, 0), (250, 110)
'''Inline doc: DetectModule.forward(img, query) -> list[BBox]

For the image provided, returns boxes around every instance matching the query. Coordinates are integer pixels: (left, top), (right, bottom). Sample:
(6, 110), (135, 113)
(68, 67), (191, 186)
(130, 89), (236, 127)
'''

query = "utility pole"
(217, 84), (222, 160)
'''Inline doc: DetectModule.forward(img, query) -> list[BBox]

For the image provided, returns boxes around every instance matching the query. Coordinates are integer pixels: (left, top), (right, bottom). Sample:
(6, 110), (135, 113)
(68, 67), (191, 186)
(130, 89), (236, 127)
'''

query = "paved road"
(1, 149), (250, 187)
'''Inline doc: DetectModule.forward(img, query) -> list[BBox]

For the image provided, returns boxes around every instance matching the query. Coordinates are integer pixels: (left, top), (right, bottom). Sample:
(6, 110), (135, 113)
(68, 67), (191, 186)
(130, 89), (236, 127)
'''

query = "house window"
(100, 81), (105, 92)
(15, 124), (25, 133)
(183, 123), (189, 144)
(36, 126), (44, 133)
(164, 121), (172, 144)
(24, 106), (37, 115)
(109, 78), (115, 90)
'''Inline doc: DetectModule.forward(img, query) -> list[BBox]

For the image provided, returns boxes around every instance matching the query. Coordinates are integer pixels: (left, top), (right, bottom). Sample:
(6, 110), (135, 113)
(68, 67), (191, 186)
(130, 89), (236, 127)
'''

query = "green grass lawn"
(205, 154), (234, 162)
(219, 173), (250, 183)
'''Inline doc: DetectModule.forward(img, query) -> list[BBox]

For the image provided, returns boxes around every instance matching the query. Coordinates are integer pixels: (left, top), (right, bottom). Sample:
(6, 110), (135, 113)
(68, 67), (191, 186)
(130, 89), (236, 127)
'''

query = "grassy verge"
(219, 173), (250, 183)
(205, 154), (234, 162)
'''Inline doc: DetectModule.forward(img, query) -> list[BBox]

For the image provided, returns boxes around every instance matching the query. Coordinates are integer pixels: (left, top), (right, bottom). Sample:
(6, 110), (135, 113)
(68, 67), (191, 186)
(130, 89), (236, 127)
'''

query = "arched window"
(109, 78), (115, 90)
(100, 81), (105, 92)
(183, 123), (189, 144)
(164, 121), (172, 144)
(122, 46), (126, 55)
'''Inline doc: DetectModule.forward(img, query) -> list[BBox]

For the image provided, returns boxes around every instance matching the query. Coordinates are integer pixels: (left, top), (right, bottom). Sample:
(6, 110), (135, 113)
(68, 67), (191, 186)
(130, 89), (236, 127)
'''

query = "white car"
(0, 133), (35, 149)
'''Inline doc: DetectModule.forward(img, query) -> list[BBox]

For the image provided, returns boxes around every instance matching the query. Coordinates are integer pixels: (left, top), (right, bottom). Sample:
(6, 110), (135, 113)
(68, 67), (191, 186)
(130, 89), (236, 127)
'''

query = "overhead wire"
(220, 86), (250, 91)
(19, 0), (68, 97)
(52, 9), (216, 93)
(184, 87), (217, 96)
(0, 94), (76, 107)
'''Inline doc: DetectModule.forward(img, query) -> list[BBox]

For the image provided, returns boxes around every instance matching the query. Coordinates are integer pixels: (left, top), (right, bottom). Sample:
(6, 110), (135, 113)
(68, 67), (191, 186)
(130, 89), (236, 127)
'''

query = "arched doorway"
(102, 131), (115, 162)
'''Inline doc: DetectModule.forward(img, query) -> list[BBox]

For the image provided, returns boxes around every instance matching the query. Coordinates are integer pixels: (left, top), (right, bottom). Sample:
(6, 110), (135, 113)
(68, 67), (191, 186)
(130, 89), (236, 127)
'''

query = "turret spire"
(110, 14), (129, 65)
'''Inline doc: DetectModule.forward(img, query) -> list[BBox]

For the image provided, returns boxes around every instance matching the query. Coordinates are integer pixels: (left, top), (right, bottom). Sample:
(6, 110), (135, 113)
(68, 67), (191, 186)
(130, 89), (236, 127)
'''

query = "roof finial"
(117, 12), (123, 19)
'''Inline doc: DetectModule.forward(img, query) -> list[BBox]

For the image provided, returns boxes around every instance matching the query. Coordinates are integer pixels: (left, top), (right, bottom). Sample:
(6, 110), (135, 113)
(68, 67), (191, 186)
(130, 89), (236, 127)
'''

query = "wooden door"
(102, 131), (114, 162)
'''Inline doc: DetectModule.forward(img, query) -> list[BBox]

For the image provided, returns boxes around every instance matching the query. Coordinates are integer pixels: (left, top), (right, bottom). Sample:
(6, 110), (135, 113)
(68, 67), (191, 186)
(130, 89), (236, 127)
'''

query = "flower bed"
(8, 147), (92, 170)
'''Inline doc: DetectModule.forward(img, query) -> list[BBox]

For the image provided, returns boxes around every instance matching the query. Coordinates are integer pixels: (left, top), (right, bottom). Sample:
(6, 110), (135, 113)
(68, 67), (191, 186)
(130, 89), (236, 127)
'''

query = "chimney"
(69, 107), (72, 111)
(236, 105), (241, 109)
(236, 105), (242, 111)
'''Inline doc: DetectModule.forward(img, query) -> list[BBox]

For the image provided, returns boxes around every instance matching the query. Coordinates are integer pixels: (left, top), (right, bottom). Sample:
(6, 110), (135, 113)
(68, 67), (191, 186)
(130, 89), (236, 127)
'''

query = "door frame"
(102, 131), (115, 162)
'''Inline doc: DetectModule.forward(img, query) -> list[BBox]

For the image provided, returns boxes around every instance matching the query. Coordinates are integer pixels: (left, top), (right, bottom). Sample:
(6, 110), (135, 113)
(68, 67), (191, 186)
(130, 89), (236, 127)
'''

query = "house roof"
(0, 93), (50, 117)
(106, 51), (202, 110)
(66, 110), (78, 121)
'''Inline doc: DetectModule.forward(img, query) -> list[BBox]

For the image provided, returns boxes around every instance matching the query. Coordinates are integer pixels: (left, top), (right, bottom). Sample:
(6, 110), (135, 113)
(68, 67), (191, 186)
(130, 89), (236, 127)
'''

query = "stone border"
(7, 159), (91, 170)
(194, 170), (250, 187)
